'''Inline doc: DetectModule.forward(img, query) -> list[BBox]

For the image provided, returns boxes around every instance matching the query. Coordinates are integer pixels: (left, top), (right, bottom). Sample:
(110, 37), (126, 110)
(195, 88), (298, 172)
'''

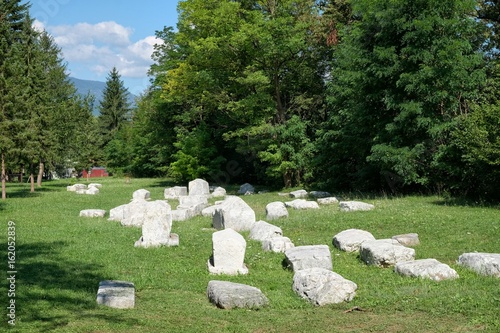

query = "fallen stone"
(457, 252), (500, 278)
(212, 196), (256, 232)
(285, 245), (332, 272)
(289, 189), (308, 198)
(88, 183), (102, 189)
(164, 186), (188, 199)
(265, 201), (289, 220)
(317, 197), (339, 205)
(85, 186), (100, 195)
(207, 280), (268, 309)
(395, 259), (459, 281)
(309, 191), (331, 198)
(262, 236), (294, 253)
(249, 221), (283, 241)
(67, 184), (86, 192)
(360, 239), (415, 267)
(211, 187), (227, 198)
(238, 183), (255, 195)
(284, 199), (320, 210)
(96, 280), (135, 309)
(392, 233), (420, 247)
(333, 229), (376, 253)
(133, 189), (150, 201)
(292, 268), (357, 306)
(79, 209), (106, 218)
(339, 201), (374, 212)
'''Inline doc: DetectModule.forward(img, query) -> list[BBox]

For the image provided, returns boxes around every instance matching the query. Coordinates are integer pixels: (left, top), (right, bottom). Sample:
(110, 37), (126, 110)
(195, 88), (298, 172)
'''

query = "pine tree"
(0, 0), (30, 199)
(98, 67), (131, 148)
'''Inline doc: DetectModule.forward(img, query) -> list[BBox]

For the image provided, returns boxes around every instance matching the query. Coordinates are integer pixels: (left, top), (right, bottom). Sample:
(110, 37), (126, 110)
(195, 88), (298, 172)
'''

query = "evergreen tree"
(317, 0), (485, 192)
(98, 67), (131, 148)
(0, 0), (30, 199)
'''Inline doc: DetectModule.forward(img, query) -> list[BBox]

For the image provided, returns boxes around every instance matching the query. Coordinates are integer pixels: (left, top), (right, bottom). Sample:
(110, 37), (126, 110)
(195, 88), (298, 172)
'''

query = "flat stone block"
(285, 245), (332, 272)
(207, 280), (268, 309)
(457, 252), (500, 277)
(360, 239), (415, 267)
(80, 209), (106, 218)
(96, 280), (135, 309)
(395, 259), (459, 281)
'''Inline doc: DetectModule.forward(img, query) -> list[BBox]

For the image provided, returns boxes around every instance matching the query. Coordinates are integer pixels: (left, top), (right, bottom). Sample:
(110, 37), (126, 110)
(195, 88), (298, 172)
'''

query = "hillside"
(69, 77), (136, 116)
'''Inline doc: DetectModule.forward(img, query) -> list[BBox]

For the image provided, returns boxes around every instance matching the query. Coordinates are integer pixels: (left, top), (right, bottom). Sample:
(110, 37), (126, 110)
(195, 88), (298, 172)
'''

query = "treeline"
(105, 0), (498, 200)
(0, 1), (102, 199)
(2, 0), (499, 201)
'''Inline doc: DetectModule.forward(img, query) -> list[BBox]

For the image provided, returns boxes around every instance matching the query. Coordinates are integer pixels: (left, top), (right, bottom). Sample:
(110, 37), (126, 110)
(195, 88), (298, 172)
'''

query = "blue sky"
(29, 0), (180, 95)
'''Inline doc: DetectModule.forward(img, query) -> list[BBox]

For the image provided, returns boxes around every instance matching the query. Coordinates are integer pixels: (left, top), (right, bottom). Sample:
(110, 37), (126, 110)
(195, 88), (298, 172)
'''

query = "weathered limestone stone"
(309, 191), (331, 198)
(285, 245), (332, 272)
(289, 189), (308, 198)
(457, 253), (500, 277)
(85, 186), (100, 195)
(395, 259), (459, 281)
(238, 183), (255, 195)
(339, 201), (374, 212)
(164, 186), (188, 199)
(80, 209), (106, 218)
(88, 183), (102, 189)
(262, 236), (295, 253)
(134, 200), (178, 248)
(212, 196), (256, 232)
(202, 204), (221, 217)
(133, 189), (150, 201)
(96, 280), (135, 309)
(108, 204), (128, 222)
(211, 187), (227, 198)
(249, 221), (283, 241)
(208, 228), (248, 275)
(171, 208), (194, 222)
(265, 201), (289, 220)
(285, 199), (320, 210)
(392, 233), (420, 246)
(207, 280), (268, 309)
(120, 199), (149, 227)
(317, 197), (339, 205)
(189, 178), (210, 196)
(292, 268), (357, 306)
(360, 239), (415, 267)
(333, 229), (376, 253)
(67, 184), (86, 192)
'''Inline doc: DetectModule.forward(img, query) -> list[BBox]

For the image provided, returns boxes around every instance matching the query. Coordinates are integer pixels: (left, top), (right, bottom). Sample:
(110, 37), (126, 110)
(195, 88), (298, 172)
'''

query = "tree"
(0, 0), (31, 199)
(98, 67), (131, 148)
(317, 0), (485, 192)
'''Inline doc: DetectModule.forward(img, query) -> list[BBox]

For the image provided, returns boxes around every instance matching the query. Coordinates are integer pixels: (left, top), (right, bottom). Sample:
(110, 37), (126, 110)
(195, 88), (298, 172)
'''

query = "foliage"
(317, 0), (487, 193)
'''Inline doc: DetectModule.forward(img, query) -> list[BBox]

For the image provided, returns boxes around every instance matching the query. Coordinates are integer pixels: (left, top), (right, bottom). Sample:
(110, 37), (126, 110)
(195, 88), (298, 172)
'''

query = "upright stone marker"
(189, 178), (210, 196)
(134, 200), (178, 248)
(208, 229), (248, 275)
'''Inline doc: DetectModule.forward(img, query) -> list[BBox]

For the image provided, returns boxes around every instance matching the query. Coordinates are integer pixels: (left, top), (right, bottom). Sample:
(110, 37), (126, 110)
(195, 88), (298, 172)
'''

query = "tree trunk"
(30, 164), (35, 193)
(1, 153), (6, 200)
(37, 161), (44, 187)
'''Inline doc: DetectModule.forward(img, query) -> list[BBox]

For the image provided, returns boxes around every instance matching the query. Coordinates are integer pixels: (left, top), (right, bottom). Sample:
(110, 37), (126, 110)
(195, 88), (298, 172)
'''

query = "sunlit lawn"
(1, 177), (499, 332)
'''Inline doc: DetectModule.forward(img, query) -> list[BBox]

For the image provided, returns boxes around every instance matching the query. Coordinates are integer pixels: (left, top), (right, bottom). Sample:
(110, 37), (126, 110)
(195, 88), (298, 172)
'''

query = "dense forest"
(1, 0), (499, 201)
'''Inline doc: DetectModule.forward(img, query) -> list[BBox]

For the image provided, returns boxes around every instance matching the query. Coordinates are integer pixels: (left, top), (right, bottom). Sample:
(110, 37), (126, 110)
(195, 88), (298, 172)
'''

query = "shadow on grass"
(4, 241), (139, 331)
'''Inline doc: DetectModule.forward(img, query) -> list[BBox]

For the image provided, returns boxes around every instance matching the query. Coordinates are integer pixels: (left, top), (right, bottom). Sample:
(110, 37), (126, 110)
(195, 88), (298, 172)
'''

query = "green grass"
(1, 177), (499, 332)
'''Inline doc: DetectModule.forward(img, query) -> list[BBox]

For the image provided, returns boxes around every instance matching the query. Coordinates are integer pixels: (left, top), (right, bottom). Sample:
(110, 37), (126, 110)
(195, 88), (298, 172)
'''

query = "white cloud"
(38, 20), (164, 82)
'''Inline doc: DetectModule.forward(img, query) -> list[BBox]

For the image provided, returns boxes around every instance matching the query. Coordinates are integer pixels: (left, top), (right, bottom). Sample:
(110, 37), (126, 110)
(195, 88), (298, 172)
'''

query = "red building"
(82, 167), (109, 178)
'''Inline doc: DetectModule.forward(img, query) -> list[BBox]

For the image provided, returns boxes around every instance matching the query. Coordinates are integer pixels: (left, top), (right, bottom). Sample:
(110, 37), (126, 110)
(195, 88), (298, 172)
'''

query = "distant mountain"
(69, 77), (136, 116)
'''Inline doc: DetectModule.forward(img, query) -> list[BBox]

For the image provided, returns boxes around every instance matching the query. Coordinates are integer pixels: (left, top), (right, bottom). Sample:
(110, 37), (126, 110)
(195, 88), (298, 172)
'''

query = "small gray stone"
(285, 245), (332, 272)
(265, 201), (289, 220)
(333, 229), (376, 252)
(457, 253), (500, 277)
(339, 201), (374, 212)
(392, 233), (420, 246)
(289, 189), (308, 198)
(395, 259), (459, 281)
(238, 183), (255, 195)
(96, 280), (135, 309)
(79, 209), (106, 218)
(292, 268), (357, 306)
(360, 239), (415, 267)
(207, 280), (268, 309)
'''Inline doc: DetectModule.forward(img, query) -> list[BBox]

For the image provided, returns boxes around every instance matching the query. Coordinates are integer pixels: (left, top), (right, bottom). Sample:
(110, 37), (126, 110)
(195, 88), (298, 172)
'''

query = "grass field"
(1, 177), (499, 332)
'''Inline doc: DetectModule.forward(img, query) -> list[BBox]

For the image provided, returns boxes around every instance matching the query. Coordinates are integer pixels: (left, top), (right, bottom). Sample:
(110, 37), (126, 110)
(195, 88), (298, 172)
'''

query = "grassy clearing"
(1, 177), (499, 332)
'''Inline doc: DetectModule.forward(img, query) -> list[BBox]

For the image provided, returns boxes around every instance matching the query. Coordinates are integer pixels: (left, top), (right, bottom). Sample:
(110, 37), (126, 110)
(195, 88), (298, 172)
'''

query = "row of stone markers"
(67, 183), (101, 195)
